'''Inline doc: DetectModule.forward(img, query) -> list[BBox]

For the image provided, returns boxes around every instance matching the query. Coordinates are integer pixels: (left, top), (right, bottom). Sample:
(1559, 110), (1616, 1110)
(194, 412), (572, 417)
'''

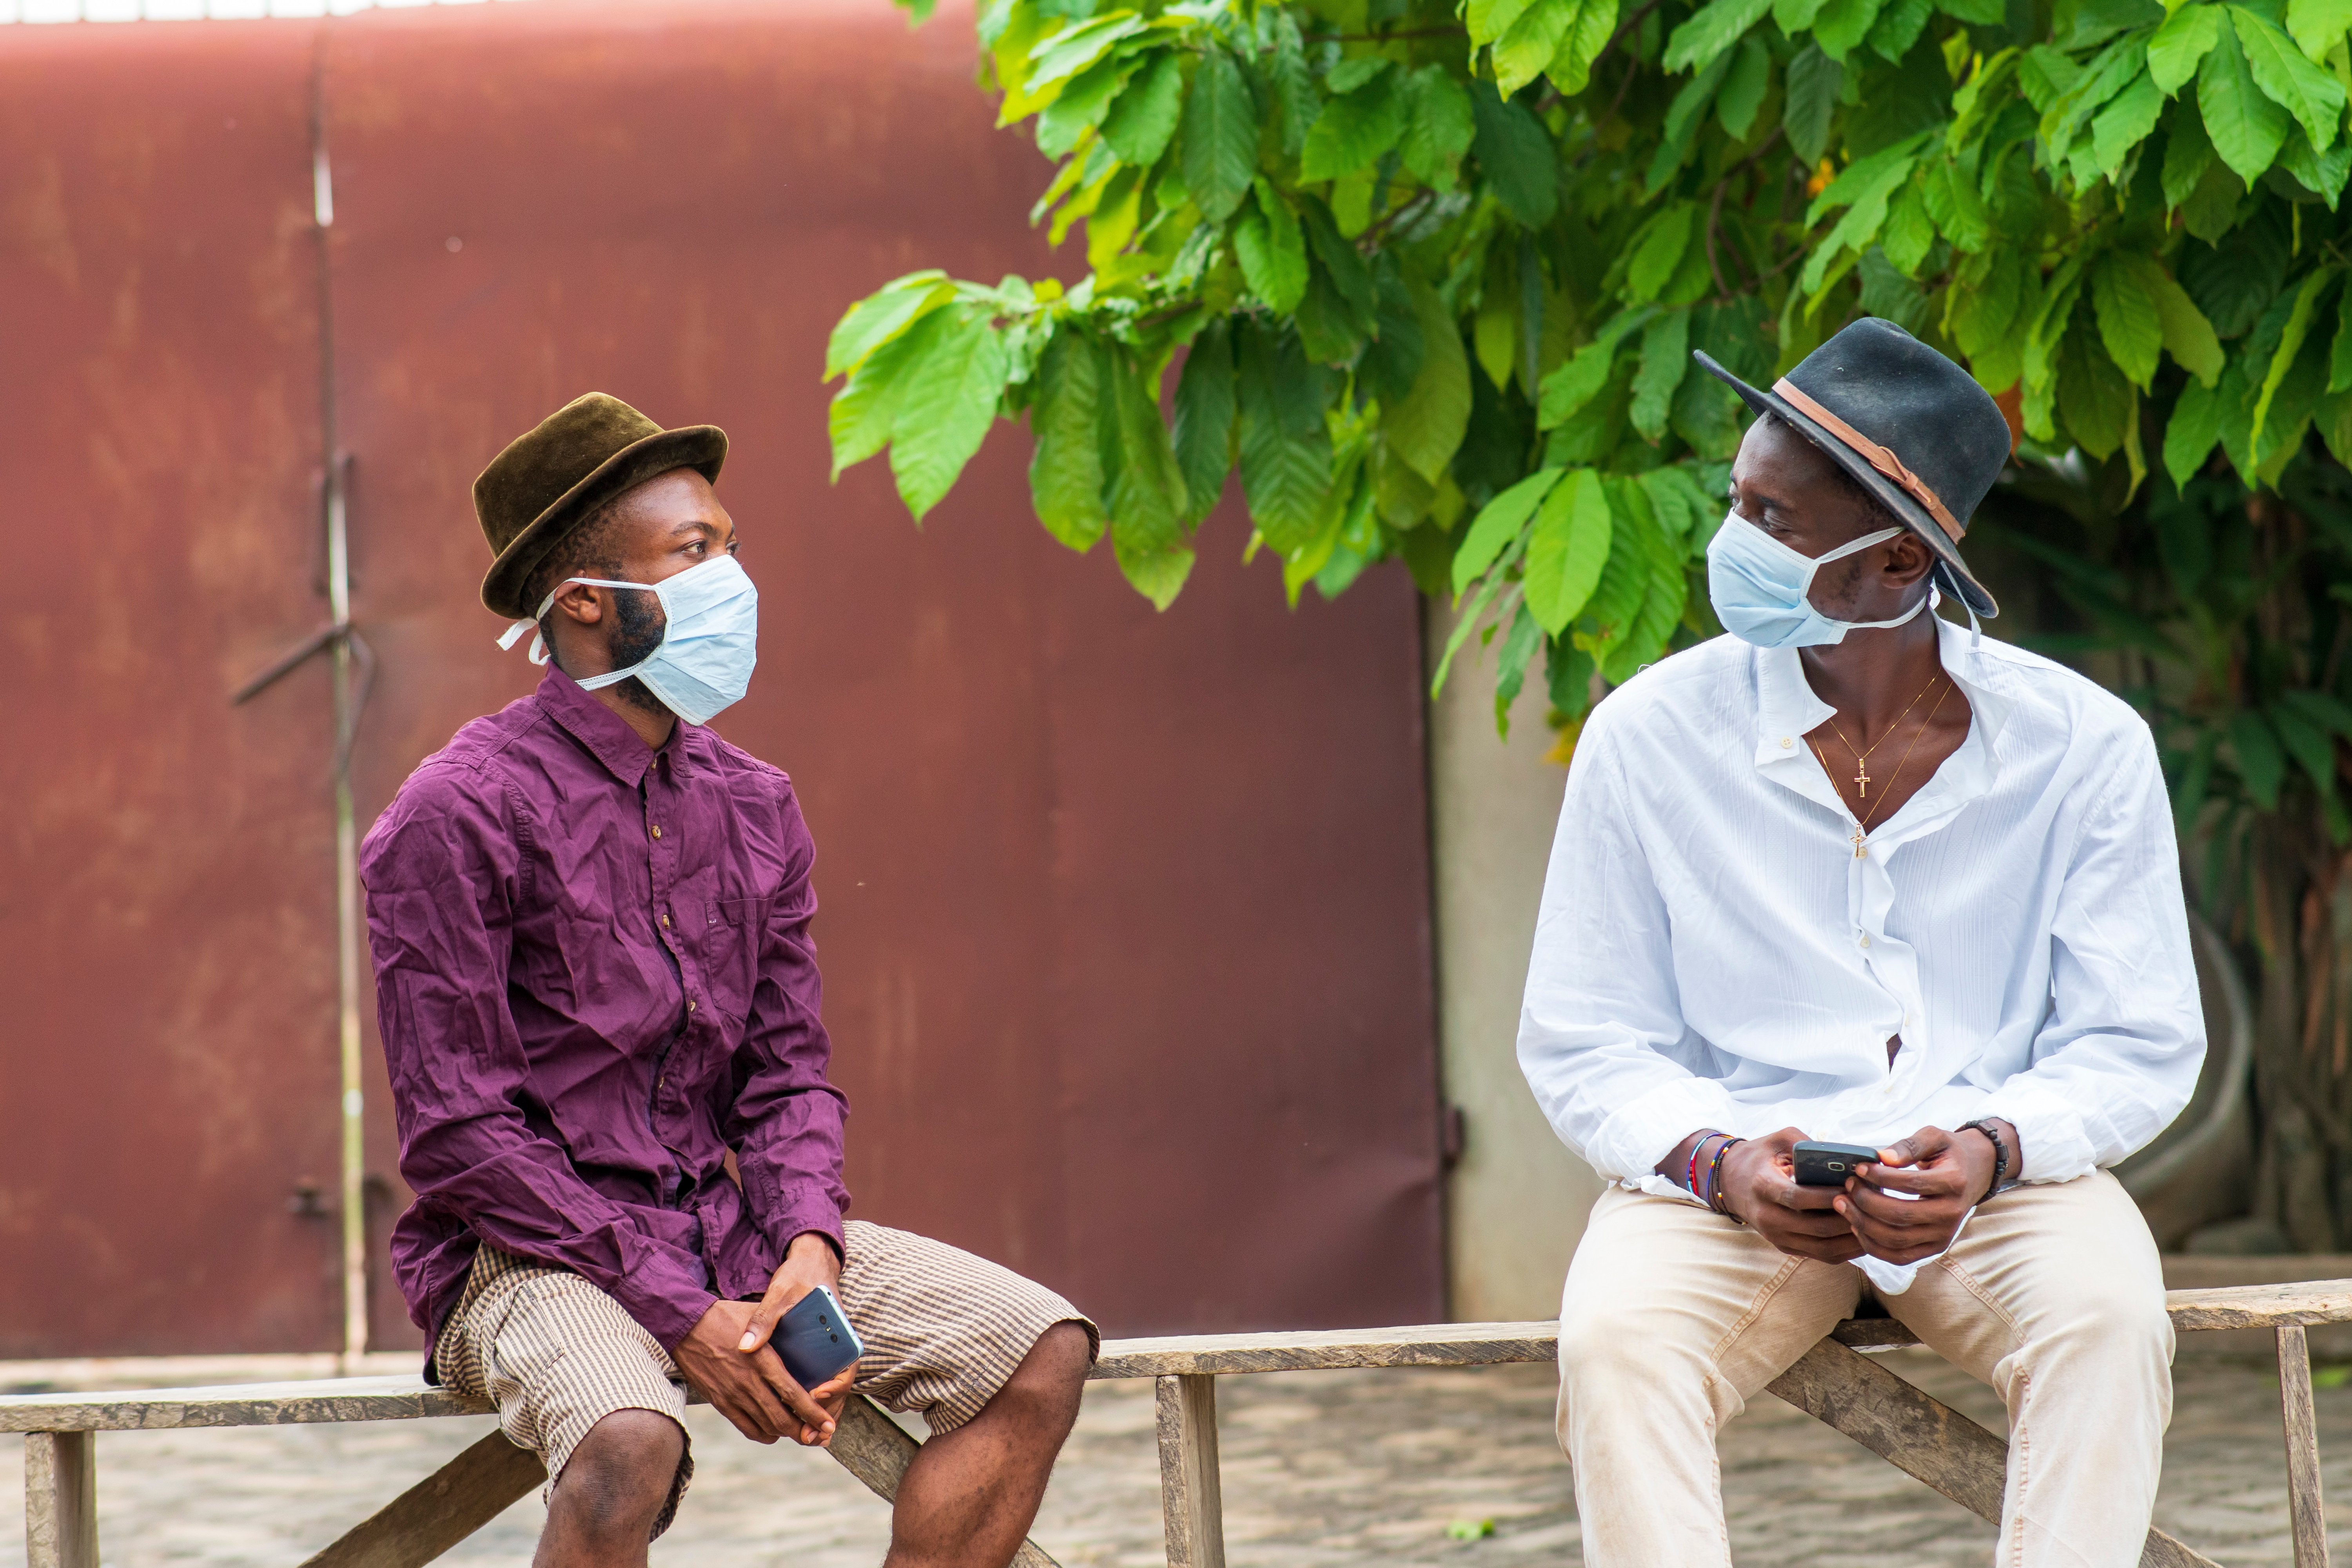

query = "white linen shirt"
(1518, 617), (2204, 1288)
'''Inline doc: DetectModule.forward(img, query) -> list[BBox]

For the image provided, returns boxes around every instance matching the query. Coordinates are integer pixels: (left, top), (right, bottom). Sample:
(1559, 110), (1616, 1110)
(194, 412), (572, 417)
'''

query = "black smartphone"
(1791, 1140), (1882, 1187)
(773, 1284), (865, 1390)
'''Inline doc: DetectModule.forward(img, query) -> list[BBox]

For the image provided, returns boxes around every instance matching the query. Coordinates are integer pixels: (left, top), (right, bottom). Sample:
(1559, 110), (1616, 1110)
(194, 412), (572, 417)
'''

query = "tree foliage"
(835, 0), (2351, 733)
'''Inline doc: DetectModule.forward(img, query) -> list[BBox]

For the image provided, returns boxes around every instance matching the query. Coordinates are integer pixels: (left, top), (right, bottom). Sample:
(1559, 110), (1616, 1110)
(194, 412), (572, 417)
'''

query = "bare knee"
(554, 1409), (684, 1543)
(989, 1320), (1091, 1436)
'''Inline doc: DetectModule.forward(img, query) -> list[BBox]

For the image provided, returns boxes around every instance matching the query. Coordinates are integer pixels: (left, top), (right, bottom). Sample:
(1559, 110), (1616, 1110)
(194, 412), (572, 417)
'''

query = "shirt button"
(1858, 934), (1872, 948)
(1779, 737), (1793, 749)
(660, 913), (671, 929)
(650, 826), (663, 840)
(687, 999), (697, 1013)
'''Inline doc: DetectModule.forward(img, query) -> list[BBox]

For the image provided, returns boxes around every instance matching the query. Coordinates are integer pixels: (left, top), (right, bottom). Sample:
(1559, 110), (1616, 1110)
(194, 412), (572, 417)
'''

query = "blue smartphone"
(773, 1284), (864, 1390)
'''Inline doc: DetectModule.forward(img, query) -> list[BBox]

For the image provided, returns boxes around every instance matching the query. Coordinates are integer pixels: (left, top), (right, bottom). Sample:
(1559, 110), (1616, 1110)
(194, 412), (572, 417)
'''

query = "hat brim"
(1693, 351), (1999, 621)
(479, 424), (728, 619)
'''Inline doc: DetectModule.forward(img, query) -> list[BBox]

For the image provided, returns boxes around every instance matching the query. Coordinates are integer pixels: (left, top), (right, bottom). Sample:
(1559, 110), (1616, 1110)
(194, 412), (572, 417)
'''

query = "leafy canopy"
(833, 0), (2352, 737)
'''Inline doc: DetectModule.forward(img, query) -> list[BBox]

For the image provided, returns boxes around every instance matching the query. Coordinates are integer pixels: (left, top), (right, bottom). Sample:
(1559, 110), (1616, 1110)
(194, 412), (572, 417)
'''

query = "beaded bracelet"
(1687, 1132), (1726, 1200)
(1704, 1137), (1744, 1221)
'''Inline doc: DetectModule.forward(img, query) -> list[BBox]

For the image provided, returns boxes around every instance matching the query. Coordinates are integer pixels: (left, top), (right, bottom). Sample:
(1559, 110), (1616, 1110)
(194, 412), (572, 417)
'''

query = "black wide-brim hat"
(475, 392), (728, 619)
(1694, 318), (2008, 621)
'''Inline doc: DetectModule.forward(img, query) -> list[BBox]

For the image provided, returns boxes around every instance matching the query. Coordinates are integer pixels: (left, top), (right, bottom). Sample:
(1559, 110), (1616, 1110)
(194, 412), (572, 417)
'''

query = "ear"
(1879, 527), (1935, 591)
(549, 581), (608, 626)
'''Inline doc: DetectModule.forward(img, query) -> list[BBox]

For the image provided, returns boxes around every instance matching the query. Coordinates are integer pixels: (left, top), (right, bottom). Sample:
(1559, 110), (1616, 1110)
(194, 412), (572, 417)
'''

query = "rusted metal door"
(0, 0), (1442, 1355)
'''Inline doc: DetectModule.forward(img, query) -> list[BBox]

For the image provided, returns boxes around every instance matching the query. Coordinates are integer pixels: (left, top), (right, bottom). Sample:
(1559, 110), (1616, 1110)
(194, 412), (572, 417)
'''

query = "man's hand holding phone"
(1714, 1128), (1867, 1264)
(1835, 1124), (2008, 1265)
(675, 1232), (857, 1448)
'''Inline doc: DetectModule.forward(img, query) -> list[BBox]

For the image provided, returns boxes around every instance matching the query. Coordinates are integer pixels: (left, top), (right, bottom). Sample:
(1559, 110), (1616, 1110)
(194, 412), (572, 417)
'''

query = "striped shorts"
(431, 1220), (1096, 1537)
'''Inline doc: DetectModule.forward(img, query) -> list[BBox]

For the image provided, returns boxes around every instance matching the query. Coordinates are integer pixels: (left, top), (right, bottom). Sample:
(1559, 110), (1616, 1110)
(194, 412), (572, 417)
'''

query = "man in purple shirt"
(362, 393), (1094, 1567)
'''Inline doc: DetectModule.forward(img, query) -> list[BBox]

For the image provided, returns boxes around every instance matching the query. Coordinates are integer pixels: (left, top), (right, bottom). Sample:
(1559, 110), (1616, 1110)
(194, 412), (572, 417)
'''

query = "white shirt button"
(1779, 737), (1793, 749)
(1858, 934), (1871, 948)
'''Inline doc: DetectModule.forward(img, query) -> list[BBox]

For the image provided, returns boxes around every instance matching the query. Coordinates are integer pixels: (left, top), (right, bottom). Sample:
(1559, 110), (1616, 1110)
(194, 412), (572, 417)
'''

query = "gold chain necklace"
(1813, 679), (1956, 859)
(1821, 670), (1946, 801)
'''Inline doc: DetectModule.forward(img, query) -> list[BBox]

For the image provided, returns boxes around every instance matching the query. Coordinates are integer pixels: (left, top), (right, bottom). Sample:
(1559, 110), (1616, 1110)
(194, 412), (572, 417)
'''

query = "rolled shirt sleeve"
(1979, 730), (2205, 1183)
(724, 787), (851, 1262)
(1518, 713), (1736, 1182)
(363, 766), (718, 1351)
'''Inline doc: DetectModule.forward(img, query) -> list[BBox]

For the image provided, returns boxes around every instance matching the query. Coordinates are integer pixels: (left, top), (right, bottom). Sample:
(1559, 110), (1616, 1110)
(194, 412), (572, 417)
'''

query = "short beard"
(543, 586), (670, 717)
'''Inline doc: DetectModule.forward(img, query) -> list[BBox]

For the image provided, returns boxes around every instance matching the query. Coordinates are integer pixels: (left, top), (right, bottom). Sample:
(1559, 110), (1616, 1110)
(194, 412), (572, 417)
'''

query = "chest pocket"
(701, 897), (769, 1026)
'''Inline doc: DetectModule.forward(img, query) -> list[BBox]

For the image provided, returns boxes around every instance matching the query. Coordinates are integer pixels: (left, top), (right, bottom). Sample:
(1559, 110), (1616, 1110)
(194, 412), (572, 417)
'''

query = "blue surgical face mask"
(1705, 512), (1931, 650)
(499, 554), (759, 725)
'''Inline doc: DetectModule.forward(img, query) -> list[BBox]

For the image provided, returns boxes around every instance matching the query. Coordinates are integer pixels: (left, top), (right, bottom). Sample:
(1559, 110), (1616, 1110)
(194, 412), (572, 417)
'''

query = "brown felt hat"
(475, 392), (727, 619)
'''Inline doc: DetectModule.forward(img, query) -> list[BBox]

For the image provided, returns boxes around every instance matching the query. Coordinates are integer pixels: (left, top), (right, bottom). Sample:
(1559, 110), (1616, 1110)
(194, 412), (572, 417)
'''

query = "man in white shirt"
(1519, 318), (2204, 1566)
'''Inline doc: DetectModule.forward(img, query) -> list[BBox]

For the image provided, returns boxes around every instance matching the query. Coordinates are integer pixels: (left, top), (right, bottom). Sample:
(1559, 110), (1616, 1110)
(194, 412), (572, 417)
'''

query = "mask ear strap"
(496, 576), (652, 666)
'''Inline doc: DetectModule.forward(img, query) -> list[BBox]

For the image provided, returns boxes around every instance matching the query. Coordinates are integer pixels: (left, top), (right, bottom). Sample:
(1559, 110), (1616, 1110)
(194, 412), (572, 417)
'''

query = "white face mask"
(1704, 512), (1932, 650)
(499, 554), (759, 726)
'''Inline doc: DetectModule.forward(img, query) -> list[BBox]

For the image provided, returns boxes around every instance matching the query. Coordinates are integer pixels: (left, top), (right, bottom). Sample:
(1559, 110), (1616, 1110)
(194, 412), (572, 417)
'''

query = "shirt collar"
(536, 667), (695, 787)
(1751, 614), (2014, 770)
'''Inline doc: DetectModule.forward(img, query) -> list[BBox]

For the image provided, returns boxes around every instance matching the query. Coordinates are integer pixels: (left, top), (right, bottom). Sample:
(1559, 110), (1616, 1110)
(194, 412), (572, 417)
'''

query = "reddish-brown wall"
(0, 0), (1442, 1357)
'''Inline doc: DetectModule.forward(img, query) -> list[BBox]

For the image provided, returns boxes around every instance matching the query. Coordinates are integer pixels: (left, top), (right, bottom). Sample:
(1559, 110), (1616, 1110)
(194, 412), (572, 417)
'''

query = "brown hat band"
(1773, 377), (1965, 543)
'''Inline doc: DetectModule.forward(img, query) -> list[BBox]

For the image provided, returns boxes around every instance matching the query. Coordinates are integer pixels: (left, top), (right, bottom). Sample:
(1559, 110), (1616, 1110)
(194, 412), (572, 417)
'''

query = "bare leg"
(882, 1321), (1091, 1568)
(532, 1409), (685, 1568)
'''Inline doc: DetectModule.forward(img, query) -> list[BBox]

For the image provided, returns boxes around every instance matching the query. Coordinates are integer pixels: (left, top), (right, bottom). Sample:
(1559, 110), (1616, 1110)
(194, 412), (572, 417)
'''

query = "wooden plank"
(24, 1432), (97, 1568)
(2169, 1280), (2352, 1333)
(1094, 1321), (1561, 1380)
(1155, 1375), (1225, 1568)
(824, 1396), (1061, 1568)
(1766, 1338), (2221, 1568)
(298, 1429), (544, 1568)
(2279, 1324), (2331, 1568)
(0, 1377), (483, 1435)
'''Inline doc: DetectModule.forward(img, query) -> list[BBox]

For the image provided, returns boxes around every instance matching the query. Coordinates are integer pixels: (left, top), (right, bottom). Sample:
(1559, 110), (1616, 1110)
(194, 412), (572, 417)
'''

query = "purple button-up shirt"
(361, 668), (849, 1357)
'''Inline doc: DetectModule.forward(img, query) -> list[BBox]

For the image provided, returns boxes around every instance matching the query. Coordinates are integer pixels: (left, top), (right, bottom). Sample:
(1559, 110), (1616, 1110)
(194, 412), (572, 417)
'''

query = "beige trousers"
(1557, 1170), (2172, 1567)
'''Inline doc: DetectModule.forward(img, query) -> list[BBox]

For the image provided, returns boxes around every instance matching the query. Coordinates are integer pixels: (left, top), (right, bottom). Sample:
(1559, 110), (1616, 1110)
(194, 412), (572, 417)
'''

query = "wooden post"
(24, 1432), (97, 1568)
(2279, 1323), (2330, 1568)
(1155, 1374), (1225, 1568)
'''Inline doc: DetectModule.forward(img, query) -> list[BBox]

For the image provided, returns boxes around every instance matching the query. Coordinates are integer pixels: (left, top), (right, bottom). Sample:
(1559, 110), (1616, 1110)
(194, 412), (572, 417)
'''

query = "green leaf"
(1234, 181), (1308, 313)
(1302, 67), (1406, 182)
(1938, 0), (2005, 22)
(1538, 307), (1652, 425)
(2332, 282), (2352, 391)
(2233, 5), (2349, 151)
(2093, 70), (2166, 177)
(824, 271), (951, 381)
(2057, 315), (2136, 458)
(1172, 318), (1236, 526)
(1814, 0), (1890, 62)
(890, 307), (1012, 523)
(2254, 268), (2336, 445)
(1784, 46), (1845, 165)
(1648, 49), (1736, 193)
(1800, 134), (1933, 294)
(1027, 330), (1109, 552)
(1882, 180), (1938, 274)
(1631, 311), (1693, 441)
(1576, 504), (1651, 650)
(1101, 49), (1185, 165)
(1468, 0), (1543, 45)
(2163, 373), (2225, 486)
(2093, 252), (2166, 387)
(1869, 0), (1934, 64)
(2280, 127), (2352, 205)
(1037, 52), (1133, 160)
(1236, 323), (1333, 554)
(1399, 66), (1478, 188)
(1105, 349), (1192, 606)
(2270, 701), (2339, 791)
(1546, 0), (1622, 94)
(1494, 0), (1579, 98)
(1454, 469), (1564, 593)
(1777, 0), (1831, 31)
(1387, 272), (1474, 483)
(2232, 708), (2287, 807)
(1181, 49), (1258, 223)
(1026, 14), (1149, 93)
(1627, 205), (1697, 303)
(2287, 0), (2352, 61)
(2149, 4), (2223, 95)
(1920, 157), (1993, 250)
(1717, 36), (1773, 138)
(1603, 486), (1688, 681)
(2163, 101), (2220, 203)
(1524, 469), (1614, 632)
(829, 306), (937, 479)
(2147, 261), (2228, 385)
(1663, 0), (1772, 72)
(1641, 464), (1723, 544)
(2201, 15), (2295, 179)
(1470, 82), (1560, 226)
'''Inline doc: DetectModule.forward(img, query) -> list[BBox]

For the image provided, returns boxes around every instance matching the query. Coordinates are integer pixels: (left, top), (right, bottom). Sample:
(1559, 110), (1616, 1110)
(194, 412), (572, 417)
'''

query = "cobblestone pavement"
(4, 1352), (2348, 1565)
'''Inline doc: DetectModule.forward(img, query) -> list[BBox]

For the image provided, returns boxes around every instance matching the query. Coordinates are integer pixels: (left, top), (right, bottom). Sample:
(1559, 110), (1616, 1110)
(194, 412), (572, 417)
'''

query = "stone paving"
(4, 1351), (2350, 1566)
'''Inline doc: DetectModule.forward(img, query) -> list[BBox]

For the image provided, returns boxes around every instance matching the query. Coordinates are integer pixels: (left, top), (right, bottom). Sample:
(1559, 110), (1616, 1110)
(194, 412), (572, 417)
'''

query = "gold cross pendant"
(1854, 757), (1871, 798)
(1851, 825), (1867, 859)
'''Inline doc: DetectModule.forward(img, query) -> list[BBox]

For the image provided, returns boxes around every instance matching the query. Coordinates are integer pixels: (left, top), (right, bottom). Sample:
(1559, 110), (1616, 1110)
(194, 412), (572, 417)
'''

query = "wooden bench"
(9, 1279), (2348, 1568)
